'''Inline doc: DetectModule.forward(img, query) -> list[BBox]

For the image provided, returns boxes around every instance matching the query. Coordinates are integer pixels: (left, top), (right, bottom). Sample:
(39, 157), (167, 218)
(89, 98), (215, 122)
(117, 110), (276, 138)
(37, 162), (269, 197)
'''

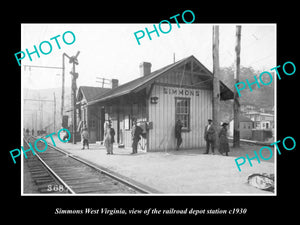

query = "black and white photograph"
(4, 5), (298, 220)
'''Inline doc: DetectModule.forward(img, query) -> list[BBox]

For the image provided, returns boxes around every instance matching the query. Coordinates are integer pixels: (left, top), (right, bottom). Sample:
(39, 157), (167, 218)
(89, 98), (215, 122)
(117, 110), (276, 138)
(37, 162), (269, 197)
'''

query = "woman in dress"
(219, 122), (230, 156)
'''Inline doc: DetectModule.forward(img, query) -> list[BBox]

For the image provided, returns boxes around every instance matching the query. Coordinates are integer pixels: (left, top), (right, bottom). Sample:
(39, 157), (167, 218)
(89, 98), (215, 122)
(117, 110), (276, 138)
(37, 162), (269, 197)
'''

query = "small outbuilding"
(229, 115), (254, 140)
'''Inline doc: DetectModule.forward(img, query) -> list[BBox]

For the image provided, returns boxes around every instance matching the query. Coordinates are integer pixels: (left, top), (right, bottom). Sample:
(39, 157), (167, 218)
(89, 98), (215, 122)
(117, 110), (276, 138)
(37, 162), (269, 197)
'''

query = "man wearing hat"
(131, 118), (143, 154)
(204, 119), (216, 154)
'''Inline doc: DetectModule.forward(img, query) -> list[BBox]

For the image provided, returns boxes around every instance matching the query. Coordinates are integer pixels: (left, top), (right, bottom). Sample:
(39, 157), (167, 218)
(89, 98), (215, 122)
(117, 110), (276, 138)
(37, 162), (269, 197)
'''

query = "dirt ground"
(22, 135), (274, 195)
(22, 134), (276, 195)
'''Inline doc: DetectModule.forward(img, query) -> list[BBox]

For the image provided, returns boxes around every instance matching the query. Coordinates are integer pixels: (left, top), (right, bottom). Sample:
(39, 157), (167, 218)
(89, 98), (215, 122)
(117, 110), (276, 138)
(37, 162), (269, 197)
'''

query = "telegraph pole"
(38, 94), (43, 131)
(96, 77), (110, 88)
(61, 53), (67, 129)
(233, 25), (242, 148)
(24, 98), (55, 132)
(23, 63), (65, 129)
(69, 51), (80, 144)
(53, 92), (56, 132)
(212, 25), (221, 141)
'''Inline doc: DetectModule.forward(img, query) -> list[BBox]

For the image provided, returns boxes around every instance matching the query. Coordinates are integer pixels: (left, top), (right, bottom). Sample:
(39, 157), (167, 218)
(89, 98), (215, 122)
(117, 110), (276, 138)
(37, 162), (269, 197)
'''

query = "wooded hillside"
(219, 66), (275, 122)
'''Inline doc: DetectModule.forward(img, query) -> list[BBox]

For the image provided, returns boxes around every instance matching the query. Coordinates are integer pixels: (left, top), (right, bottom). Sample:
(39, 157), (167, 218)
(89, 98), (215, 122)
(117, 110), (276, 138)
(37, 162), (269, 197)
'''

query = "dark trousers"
(82, 139), (89, 149)
(206, 140), (215, 153)
(176, 136), (182, 150)
(132, 139), (139, 153)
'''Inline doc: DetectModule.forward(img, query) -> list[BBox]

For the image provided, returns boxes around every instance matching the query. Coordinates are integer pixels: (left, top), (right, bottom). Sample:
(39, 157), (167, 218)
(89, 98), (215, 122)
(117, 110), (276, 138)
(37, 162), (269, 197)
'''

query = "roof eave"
(88, 55), (234, 104)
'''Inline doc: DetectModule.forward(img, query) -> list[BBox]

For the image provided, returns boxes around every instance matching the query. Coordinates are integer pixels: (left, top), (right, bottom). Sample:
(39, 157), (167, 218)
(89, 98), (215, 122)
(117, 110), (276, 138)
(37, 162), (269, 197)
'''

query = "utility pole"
(53, 92), (56, 132)
(24, 98), (55, 132)
(35, 111), (37, 135)
(38, 94), (43, 131)
(69, 51), (80, 144)
(32, 113), (34, 135)
(212, 25), (221, 142)
(96, 77), (111, 88)
(61, 53), (66, 129)
(233, 25), (242, 148)
(23, 63), (65, 129)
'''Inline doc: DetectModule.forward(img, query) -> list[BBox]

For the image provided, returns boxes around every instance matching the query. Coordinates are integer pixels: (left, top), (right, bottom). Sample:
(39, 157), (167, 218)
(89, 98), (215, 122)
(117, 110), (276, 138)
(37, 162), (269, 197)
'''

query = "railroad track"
(23, 135), (152, 194)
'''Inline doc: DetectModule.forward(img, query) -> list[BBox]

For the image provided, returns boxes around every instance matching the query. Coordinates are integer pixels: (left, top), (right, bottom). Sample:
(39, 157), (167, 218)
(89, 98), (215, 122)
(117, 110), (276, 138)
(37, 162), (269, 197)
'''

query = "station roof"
(77, 86), (110, 103)
(88, 55), (234, 105)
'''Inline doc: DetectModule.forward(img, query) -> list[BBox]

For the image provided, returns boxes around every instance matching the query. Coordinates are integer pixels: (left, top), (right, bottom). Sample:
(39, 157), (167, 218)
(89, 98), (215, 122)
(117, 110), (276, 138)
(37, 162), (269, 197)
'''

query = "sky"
(21, 23), (276, 90)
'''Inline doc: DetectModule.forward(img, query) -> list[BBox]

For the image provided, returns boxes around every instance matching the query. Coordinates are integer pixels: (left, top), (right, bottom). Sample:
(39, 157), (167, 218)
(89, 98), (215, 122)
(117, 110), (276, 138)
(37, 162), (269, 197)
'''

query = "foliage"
(220, 65), (274, 108)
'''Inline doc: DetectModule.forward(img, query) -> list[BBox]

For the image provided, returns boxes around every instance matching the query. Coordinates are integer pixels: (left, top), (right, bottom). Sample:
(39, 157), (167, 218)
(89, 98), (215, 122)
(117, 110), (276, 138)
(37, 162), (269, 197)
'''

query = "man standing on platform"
(131, 119), (142, 154)
(175, 119), (183, 150)
(81, 127), (89, 150)
(204, 119), (216, 154)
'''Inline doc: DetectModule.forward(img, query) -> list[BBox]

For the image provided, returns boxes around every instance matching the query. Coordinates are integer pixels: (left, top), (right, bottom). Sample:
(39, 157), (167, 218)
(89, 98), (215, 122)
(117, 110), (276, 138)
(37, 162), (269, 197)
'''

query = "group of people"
(24, 128), (46, 136)
(80, 118), (229, 155)
(175, 119), (230, 156)
(80, 118), (143, 155)
(80, 121), (116, 154)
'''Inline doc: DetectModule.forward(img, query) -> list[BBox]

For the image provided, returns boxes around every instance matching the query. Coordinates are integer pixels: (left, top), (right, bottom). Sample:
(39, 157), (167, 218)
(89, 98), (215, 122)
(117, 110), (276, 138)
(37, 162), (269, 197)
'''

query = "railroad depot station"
(73, 55), (234, 152)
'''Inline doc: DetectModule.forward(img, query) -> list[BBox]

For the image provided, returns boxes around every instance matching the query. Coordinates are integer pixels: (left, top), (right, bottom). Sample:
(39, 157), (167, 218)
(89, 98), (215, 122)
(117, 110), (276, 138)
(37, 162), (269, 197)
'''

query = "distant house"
(244, 111), (274, 130)
(259, 106), (274, 114)
(229, 115), (254, 140)
(240, 104), (257, 114)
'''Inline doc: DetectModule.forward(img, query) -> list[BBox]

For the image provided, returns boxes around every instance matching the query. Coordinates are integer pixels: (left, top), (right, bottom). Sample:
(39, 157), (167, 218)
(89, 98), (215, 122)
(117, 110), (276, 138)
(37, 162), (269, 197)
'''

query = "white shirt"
(207, 124), (211, 131)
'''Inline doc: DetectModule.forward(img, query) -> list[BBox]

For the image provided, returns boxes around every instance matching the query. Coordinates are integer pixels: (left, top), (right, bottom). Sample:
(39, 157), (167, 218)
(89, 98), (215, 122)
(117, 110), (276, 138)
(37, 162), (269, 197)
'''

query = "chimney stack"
(111, 79), (119, 89)
(139, 62), (152, 77)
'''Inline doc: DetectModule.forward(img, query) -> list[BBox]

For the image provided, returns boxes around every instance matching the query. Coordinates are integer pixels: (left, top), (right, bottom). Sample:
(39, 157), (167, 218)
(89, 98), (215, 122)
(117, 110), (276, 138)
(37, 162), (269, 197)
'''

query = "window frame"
(175, 97), (191, 132)
(88, 119), (96, 129)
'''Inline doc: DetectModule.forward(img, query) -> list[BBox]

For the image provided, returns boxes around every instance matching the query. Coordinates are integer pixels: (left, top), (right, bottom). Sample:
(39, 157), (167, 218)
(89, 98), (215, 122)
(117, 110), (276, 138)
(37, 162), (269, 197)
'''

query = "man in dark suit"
(204, 119), (216, 154)
(175, 119), (183, 150)
(131, 119), (143, 154)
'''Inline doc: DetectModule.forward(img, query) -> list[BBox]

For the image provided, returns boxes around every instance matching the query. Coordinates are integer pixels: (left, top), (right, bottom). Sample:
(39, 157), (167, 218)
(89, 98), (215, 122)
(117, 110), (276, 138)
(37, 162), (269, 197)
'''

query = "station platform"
(42, 135), (275, 195)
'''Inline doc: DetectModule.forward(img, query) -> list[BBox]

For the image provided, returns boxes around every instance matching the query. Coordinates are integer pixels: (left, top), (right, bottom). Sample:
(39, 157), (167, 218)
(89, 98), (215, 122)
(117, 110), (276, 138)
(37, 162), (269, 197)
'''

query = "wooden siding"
(157, 69), (212, 90)
(88, 57), (216, 151)
(148, 84), (212, 151)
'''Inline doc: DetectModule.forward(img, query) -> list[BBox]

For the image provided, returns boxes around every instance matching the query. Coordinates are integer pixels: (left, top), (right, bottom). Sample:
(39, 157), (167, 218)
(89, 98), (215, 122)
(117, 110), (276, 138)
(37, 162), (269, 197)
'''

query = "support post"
(61, 54), (66, 129)
(233, 25), (242, 148)
(53, 92), (56, 132)
(69, 51), (80, 144)
(212, 25), (220, 146)
(71, 62), (77, 144)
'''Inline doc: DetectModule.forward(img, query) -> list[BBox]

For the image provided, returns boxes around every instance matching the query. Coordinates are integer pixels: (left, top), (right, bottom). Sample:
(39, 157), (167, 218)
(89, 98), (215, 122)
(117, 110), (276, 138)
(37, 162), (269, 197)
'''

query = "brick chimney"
(111, 79), (119, 89)
(139, 62), (152, 77)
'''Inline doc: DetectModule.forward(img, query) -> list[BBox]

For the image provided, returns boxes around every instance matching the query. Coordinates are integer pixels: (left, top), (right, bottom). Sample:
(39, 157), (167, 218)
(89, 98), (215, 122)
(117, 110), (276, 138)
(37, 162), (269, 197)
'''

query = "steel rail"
(23, 137), (76, 194)
(26, 135), (155, 194)
(48, 144), (153, 194)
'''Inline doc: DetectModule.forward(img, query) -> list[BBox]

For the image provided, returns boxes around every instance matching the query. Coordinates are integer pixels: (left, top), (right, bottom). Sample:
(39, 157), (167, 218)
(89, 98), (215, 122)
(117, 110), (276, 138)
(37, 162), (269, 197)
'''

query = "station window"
(175, 97), (190, 131)
(89, 119), (96, 128)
